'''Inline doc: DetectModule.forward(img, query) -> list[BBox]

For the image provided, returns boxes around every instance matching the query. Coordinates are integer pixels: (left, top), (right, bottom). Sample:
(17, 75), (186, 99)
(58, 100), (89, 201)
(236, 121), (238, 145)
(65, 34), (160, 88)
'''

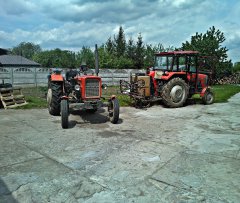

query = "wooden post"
(34, 67), (37, 87)
(11, 67), (14, 85)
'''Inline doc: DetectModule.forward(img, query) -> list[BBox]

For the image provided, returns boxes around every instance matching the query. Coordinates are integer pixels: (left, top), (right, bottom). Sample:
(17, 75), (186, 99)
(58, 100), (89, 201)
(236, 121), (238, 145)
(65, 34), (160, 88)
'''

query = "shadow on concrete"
(70, 108), (109, 124)
(0, 178), (18, 203)
(68, 108), (123, 128)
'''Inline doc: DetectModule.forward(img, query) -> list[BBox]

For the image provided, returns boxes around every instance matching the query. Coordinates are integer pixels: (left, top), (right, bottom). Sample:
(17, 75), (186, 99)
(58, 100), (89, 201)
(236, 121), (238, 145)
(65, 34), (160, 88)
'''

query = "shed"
(0, 48), (8, 55)
(0, 55), (41, 85)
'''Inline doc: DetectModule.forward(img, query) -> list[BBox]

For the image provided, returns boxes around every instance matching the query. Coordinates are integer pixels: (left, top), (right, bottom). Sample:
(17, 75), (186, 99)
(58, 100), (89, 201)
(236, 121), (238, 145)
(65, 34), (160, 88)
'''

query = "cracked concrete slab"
(0, 93), (240, 202)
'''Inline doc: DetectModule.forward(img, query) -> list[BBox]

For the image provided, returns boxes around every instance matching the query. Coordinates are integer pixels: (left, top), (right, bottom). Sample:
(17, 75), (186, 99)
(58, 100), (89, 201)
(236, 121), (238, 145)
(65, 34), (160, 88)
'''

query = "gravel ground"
(0, 94), (240, 203)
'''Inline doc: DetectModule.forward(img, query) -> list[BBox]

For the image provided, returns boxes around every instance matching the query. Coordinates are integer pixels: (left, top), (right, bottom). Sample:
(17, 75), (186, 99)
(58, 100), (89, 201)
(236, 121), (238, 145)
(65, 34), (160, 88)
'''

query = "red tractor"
(120, 51), (214, 108)
(47, 45), (119, 128)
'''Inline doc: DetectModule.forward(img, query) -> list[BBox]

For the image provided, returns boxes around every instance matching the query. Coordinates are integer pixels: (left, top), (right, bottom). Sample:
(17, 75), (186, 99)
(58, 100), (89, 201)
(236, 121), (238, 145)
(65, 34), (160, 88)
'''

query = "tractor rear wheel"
(86, 109), (98, 113)
(61, 100), (69, 129)
(47, 82), (62, 115)
(161, 77), (189, 108)
(109, 98), (119, 124)
(202, 90), (214, 105)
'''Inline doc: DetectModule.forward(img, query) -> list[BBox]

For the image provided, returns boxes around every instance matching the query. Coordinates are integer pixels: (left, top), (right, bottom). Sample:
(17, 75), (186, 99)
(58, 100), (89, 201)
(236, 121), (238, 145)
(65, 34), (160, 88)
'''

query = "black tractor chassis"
(69, 100), (103, 110)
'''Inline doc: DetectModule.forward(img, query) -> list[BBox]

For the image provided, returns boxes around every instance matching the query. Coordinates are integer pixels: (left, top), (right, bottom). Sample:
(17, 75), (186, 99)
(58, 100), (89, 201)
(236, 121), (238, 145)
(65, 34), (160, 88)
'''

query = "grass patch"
(212, 84), (240, 103)
(14, 86), (47, 109)
(7, 84), (240, 109)
(15, 96), (47, 109)
(191, 84), (240, 103)
(102, 86), (132, 106)
(116, 94), (132, 106)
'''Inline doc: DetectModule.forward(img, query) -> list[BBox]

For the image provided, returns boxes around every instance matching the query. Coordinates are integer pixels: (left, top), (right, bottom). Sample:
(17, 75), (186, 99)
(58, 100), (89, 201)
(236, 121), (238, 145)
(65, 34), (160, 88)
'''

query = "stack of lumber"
(214, 73), (240, 85)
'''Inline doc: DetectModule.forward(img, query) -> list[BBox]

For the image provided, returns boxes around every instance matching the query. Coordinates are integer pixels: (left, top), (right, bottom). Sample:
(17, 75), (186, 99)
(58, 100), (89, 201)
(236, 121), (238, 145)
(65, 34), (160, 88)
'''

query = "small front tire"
(61, 100), (69, 129)
(109, 98), (120, 124)
(202, 90), (214, 105)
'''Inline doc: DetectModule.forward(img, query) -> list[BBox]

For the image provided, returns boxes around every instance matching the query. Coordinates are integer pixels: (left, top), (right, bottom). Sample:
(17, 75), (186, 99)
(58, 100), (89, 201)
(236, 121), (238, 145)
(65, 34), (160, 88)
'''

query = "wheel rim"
(206, 92), (213, 103)
(170, 85), (185, 103)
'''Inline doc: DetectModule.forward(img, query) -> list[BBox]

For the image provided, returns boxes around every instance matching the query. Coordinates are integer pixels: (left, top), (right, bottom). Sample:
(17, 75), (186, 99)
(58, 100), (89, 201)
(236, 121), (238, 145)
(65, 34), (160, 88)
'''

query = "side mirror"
(101, 84), (107, 90)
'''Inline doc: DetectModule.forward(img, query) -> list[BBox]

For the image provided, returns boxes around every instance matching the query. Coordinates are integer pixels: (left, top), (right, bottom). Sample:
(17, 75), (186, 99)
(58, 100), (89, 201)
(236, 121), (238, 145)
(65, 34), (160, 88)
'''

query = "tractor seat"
(66, 70), (78, 81)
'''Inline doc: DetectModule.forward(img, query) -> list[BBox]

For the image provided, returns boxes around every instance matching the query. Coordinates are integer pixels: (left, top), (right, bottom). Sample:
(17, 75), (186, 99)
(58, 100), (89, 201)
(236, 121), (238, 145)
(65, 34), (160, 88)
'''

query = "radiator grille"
(85, 79), (100, 97)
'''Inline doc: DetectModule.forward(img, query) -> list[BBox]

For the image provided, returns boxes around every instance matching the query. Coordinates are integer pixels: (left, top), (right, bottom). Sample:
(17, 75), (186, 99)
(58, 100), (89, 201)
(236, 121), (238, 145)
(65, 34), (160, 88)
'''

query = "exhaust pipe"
(95, 44), (99, 76)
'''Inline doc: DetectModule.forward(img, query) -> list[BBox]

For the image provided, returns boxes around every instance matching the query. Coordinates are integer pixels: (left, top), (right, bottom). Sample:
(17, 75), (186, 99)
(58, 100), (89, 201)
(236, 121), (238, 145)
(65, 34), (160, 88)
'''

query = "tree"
(134, 33), (144, 69)
(33, 49), (75, 68)
(98, 46), (115, 69)
(76, 46), (95, 68)
(114, 26), (126, 57)
(144, 43), (166, 68)
(106, 37), (114, 54)
(126, 37), (135, 60)
(233, 62), (240, 73)
(144, 44), (155, 68)
(12, 42), (41, 59)
(181, 26), (232, 79)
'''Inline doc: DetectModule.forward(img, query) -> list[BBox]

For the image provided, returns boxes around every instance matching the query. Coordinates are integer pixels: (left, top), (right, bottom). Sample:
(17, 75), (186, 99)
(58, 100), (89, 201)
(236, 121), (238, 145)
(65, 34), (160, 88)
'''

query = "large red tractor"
(120, 51), (214, 108)
(47, 45), (119, 128)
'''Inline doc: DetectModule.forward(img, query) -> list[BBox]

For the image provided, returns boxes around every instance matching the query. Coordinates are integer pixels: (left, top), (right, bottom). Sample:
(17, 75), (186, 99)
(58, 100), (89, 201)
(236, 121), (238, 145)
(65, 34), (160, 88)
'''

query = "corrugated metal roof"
(0, 55), (40, 66)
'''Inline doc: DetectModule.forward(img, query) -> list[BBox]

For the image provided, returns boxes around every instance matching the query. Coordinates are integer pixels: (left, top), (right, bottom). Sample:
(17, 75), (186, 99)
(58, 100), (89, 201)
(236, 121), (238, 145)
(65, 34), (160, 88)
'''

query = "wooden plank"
(1, 96), (14, 101)
(4, 101), (15, 105)
(0, 92), (12, 97)
(13, 95), (25, 99)
(15, 100), (26, 104)
(6, 102), (28, 109)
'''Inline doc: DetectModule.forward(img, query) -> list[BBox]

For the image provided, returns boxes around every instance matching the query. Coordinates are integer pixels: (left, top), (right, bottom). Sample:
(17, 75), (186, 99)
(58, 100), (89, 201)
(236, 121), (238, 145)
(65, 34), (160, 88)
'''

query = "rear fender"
(50, 74), (64, 82)
(200, 87), (210, 97)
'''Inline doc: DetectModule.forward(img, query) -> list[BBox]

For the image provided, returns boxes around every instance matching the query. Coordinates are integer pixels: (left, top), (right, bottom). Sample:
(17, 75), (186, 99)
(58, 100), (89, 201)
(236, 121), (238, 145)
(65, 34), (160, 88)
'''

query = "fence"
(0, 67), (145, 87)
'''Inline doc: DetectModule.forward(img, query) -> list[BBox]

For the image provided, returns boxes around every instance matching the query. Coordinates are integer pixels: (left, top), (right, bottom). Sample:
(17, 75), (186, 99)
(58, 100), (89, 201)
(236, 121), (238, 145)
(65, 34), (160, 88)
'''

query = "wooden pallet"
(0, 87), (27, 109)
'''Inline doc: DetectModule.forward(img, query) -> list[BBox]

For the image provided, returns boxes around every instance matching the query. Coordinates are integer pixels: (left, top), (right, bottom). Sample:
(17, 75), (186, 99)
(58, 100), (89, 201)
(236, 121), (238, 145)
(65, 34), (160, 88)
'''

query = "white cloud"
(0, 0), (239, 61)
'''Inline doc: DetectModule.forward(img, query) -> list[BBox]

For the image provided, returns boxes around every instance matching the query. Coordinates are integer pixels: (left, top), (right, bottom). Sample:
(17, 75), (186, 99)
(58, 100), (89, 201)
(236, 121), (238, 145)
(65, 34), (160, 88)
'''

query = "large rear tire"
(161, 77), (189, 108)
(47, 82), (62, 115)
(109, 98), (119, 124)
(61, 100), (69, 129)
(86, 108), (97, 113)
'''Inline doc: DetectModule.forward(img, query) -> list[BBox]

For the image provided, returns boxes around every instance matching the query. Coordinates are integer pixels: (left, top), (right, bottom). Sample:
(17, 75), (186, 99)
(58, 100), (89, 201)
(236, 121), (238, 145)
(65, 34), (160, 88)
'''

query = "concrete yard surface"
(0, 94), (240, 203)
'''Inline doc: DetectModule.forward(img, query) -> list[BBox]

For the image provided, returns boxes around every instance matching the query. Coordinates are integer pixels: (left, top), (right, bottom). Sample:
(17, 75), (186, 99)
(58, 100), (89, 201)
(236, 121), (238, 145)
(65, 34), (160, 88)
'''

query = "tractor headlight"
(101, 84), (108, 90)
(74, 84), (80, 91)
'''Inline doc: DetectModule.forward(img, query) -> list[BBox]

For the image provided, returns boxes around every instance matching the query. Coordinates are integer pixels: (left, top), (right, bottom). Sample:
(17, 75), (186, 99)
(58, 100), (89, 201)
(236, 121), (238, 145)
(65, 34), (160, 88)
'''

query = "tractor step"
(0, 86), (27, 109)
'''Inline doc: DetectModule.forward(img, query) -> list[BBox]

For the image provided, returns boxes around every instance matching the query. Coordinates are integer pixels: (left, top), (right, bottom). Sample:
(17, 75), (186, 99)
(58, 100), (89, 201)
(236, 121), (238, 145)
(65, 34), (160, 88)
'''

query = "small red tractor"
(47, 45), (119, 128)
(120, 51), (214, 108)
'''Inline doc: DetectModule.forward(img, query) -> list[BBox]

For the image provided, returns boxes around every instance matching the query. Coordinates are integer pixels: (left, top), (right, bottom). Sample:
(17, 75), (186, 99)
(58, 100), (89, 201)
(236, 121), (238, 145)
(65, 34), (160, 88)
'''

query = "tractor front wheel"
(108, 98), (119, 124)
(202, 90), (214, 105)
(61, 100), (69, 129)
(161, 77), (189, 108)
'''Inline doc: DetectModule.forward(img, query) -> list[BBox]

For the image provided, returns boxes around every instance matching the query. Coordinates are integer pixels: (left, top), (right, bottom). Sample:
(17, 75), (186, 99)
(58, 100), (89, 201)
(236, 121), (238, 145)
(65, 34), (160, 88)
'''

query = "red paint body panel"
(149, 70), (209, 96)
(75, 75), (102, 100)
(149, 71), (188, 95)
(200, 87), (208, 97)
(149, 71), (157, 91)
(51, 74), (64, 81)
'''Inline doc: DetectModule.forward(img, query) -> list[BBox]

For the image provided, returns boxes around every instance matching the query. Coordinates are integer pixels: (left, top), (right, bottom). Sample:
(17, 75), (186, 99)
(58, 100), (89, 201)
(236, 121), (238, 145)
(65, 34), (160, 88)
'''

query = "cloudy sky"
(0, 0), (239, 62)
